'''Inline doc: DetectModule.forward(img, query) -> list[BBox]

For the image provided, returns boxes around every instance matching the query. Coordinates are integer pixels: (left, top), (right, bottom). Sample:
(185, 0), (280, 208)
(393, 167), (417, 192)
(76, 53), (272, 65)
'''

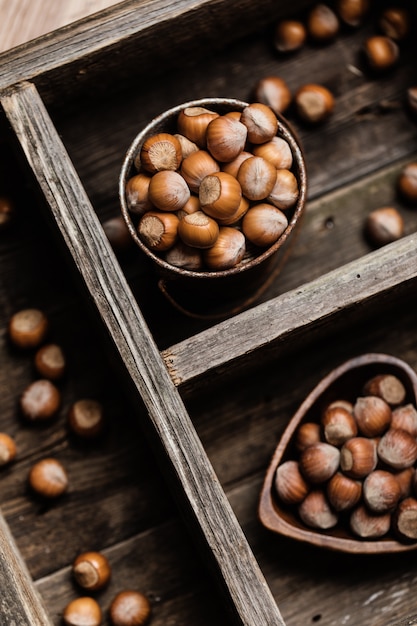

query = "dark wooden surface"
(0, 0), (417, 624)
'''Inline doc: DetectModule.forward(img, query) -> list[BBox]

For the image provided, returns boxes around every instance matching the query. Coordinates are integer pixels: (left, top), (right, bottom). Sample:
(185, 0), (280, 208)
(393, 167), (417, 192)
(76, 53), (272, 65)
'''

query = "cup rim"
(119, 97), (307, 279)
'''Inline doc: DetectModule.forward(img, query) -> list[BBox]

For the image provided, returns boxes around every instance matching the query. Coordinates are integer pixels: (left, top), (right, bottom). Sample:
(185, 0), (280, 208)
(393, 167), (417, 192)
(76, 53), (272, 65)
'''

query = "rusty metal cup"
(119, 98), (307, 319)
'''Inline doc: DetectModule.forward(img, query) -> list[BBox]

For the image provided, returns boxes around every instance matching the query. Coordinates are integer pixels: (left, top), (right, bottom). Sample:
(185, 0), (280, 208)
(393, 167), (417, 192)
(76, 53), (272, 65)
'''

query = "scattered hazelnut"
(109, 590), (151, 626)
(363, 36), (399, 72)
(73, 551), (111, 591)
(274, 459), (310, 504)
(365, 207), (404, 247)
(63, 596), (102, 626)
(397, 163), (417, 204)
(336, 0), (369, 27)
(377, 428), (417, 470)
(294, 84), (334, 124)
(363, 469), (402, 513)
(379, 7), (410, 41)
(20, 379), (61, 421)
(353, 395), (392, 437)
(102, 216), (133, 253)
(8, 308), (48, 349)
(274, 19), (307, 53)
(68, 399), (104, 438)
(298, 490), (338, 529)
(252, 76), (292, 115)
(350, 504), (391, 538)
(307, 4), (340, 42)
(299, 441), (340, 483)
(29, 458), (68, 499)
(0, 433), (17, 466)
(34, 343), (66, 380)
(363, 374), (406, 407)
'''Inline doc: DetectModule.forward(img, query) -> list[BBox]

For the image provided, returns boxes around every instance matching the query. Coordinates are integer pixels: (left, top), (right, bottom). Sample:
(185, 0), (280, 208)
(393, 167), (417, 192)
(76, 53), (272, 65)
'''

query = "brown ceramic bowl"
(119, 98), (307, 317)
(259, 353), (417, 554)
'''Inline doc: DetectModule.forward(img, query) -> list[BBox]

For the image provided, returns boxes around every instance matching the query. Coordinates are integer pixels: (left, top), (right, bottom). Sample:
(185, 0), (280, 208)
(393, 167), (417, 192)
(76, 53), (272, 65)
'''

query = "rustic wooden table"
(0, 0), (416, 625)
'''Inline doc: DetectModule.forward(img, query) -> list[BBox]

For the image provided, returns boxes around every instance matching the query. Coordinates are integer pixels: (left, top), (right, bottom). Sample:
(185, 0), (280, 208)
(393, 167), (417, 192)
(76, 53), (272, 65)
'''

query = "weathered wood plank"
(0, 80), (286, 626)
(0, 512), (53, 625)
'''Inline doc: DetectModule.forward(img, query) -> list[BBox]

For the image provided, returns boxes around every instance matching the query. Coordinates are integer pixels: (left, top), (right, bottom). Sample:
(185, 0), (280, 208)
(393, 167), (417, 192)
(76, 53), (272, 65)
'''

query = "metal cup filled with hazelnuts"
(119, 98), (307, 318)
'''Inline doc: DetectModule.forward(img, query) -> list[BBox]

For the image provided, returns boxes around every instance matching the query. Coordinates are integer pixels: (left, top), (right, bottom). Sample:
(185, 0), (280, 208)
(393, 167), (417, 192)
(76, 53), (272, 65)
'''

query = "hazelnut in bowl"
(119, 98), (307, 317)
(258, 353), (417, 553)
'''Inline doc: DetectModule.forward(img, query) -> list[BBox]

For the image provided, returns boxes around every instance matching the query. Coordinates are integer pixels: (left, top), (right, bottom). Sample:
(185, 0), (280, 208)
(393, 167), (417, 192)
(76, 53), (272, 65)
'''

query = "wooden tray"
(0, 0), (417, 625)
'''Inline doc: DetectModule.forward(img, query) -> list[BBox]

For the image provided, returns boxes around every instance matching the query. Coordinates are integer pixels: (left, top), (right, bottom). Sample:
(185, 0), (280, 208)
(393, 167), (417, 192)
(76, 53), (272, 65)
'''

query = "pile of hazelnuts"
(125, 102), (300, 272)
(274, 372), (417, 542)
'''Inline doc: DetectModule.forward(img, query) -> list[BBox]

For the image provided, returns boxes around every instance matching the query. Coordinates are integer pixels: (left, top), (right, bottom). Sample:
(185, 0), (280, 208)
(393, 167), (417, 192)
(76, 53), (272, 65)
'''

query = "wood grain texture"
(0, 80), (286, 626)
(0, 512), (53, 625)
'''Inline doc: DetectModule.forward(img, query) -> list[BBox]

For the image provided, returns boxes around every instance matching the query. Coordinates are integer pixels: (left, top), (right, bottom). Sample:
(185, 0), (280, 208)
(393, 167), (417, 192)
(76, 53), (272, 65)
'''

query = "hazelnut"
(364, 36), (399, 72)
(241, 203), (288, 248)
(0, 432), (17, 466)
(274, 19), (306, 53)
(221, 151), (253, 179)
(217, 196), (250, 226)
(307, 4), (340, 42)
(34, 343), (66, 380)
(391, 404), (417, 437)
(20, 379), (61, 421)
(73, 551), (111, 591)
(8, 308), (48, 349)
(164, 241), (203, 271)
(102, 216), (133, 253)
(206, 115), (248, 162)
(237, 156), (277, 201)
(29, 458), (68, 499)
(299, 441), (340, 483)
(176, 195), (200, 221)
(321, 405), (358, 446)
(336, 0), (369, 27)
(199, 172), (242, 221)
(267, 169), (299, 211)
(379, 7), (410, 41)
(178, 211), (219, 249)
(294, 422), (321, 452)
(392, 497), (417, 542)
(174, 133), (199, 159)
(406, 87), (417, 117)
(274, 460), (310, 504)
(203, 227), (246, 271)
(326, 472), (362, 512)
(353, 395), (391, 437)
(138, 210), (179, 252)
(298, 489), (338, 529)
(109, 590), (151, 626)
(340, 437), (377, 479)
(362, 374), (406, 406)
(394, 466), (415, 499)
(138, 132), (182, 173)
(350, 504), (391, 538)
(252, 76), (292, 115)
(240, 103), (279, 144)
(63, 596), (102, 626)
(363, 469), (402, 513)
(180, 150), (220, 193)
(252, 137), (293, 170)
(377, 428), (417, 470)
(326, 399), (354, 414)
(125, 173), (153, 215)
(397, 163), (417, 204)
(68, 399), (104, 439)
(176, 106), (219, 147)
(148, 170), (190, 212)
(294, 84), (334, 124)
(365, 207), (404, 248)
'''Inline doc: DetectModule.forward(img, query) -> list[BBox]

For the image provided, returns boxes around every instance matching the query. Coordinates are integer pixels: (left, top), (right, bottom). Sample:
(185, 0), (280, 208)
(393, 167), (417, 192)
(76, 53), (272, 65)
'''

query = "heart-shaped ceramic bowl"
(258, 353), (417, 553)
